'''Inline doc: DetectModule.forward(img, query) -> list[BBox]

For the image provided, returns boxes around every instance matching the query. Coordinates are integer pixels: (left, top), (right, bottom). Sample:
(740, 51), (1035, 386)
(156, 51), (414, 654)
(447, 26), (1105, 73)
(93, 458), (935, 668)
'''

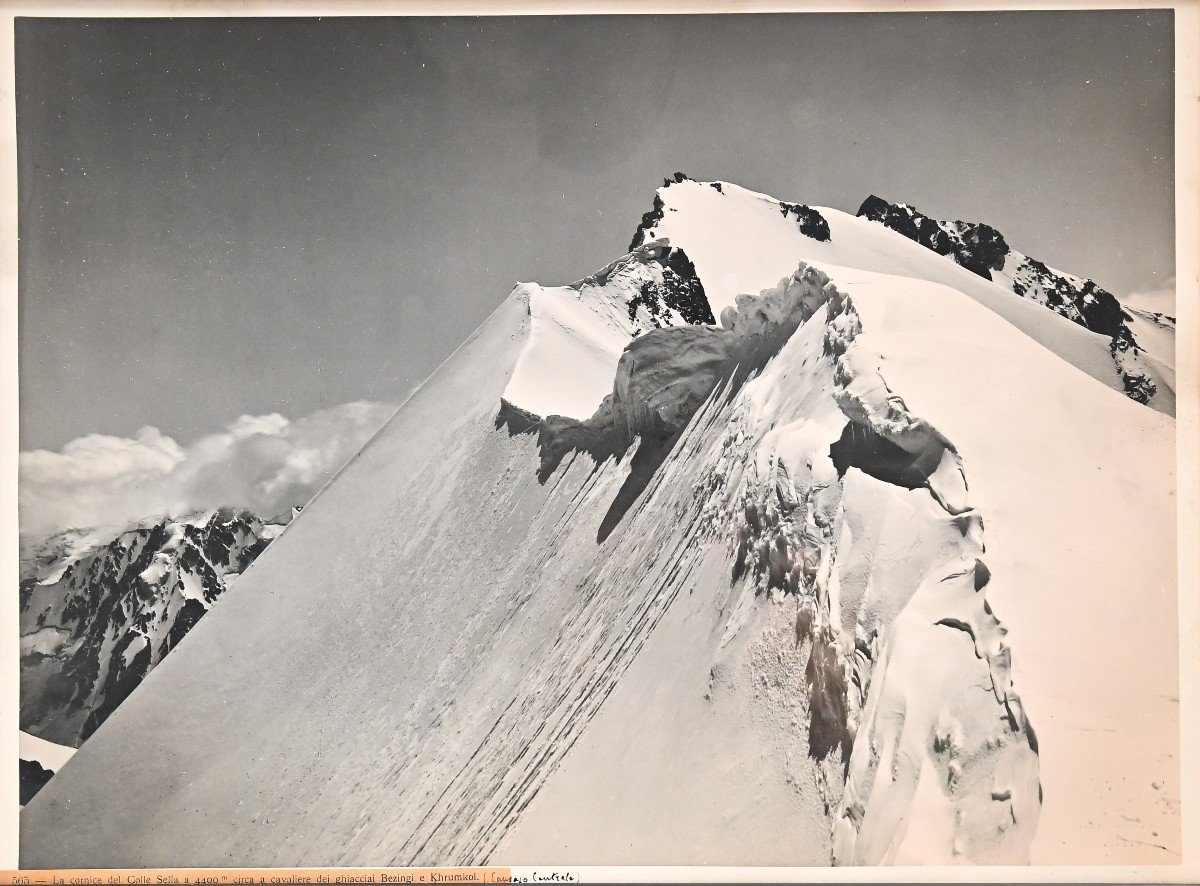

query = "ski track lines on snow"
(20, 293), (533, 866)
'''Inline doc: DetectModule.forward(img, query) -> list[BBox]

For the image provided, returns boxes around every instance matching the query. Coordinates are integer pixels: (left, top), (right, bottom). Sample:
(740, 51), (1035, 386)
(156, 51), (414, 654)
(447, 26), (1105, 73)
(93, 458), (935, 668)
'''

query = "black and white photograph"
(2, 2), (1197, 879)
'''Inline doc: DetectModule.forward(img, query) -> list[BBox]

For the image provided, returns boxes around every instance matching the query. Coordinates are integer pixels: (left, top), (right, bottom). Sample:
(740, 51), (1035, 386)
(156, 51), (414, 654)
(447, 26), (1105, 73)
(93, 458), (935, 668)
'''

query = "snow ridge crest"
(630, 171), (832, 252)
(501, 260), (1041, 863)
(857, 195), (1159, 405)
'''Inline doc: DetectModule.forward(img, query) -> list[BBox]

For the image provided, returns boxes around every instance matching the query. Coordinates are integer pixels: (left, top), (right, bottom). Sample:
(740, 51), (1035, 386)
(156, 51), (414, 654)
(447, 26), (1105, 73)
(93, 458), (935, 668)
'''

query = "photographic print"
(3, 3), (1196, 878)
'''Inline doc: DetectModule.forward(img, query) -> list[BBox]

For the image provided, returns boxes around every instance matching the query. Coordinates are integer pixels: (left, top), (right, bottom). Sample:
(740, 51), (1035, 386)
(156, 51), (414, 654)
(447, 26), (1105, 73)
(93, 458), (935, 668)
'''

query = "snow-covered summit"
(505, 175), (1174, 427)
(23, 176), (1178, 871)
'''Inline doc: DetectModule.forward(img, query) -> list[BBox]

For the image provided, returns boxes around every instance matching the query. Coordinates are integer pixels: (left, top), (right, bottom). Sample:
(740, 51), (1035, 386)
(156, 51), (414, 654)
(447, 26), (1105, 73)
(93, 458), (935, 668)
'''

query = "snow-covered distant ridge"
(19, 507), (295, 747)
(857, 195), (1171, 409)
(18, 732), (75, 806)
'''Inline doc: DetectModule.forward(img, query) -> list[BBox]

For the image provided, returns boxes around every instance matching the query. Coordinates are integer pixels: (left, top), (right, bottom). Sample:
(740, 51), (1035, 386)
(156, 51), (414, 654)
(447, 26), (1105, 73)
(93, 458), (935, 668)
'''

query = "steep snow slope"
(22, 182), (1178, 869)
(497, 260), (1176, 866)
(811, 264), (1177, 864)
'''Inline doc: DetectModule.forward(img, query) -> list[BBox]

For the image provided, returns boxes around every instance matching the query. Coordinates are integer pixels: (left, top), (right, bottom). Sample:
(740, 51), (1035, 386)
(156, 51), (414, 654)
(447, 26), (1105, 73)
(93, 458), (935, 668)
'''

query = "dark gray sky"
(17, 11), (1175, 451)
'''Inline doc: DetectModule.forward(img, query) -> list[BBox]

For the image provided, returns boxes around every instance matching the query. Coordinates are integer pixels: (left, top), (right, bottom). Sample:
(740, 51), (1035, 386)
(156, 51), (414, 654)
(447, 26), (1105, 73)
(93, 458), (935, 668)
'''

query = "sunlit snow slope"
(22, 178), (1178, 869)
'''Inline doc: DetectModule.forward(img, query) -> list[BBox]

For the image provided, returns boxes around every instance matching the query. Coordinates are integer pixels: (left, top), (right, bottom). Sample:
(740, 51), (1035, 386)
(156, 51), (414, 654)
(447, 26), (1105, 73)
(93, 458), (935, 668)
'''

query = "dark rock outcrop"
(779, 201), (832, 242)
(19, 509), (292, 746)
(857, 195), (1158, 405)
(19, 759), (54, 805)
(857, 195), (1008, 279)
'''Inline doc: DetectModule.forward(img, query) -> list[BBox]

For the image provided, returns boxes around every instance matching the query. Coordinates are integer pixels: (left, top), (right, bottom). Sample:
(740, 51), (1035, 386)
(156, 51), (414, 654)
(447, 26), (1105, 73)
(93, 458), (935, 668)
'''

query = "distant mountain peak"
(19, 506), (295, 747)
(631, 173), (832, 252)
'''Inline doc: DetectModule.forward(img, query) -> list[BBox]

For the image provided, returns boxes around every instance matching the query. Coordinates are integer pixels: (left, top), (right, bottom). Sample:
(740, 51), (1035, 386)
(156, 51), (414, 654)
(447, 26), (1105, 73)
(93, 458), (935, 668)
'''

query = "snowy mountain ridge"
(23, 177), (1178, 870)
(857, 194), (1174, 410)
(501, 238), (711, 422)
(505, 176), (1175, 431)
(491, 178), (1175, 864)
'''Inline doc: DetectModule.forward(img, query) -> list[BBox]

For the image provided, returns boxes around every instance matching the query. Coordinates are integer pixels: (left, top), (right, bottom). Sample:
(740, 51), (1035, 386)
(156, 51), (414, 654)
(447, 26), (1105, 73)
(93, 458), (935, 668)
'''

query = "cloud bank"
(19, 401), (396, 539)
(1122, 276), (1175, 315)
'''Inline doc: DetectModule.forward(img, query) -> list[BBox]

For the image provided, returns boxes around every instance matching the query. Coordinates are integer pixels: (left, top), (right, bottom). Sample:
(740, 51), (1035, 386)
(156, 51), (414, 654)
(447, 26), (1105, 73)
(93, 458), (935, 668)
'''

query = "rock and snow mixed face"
(19, 508), (293, 747)
(857, 195), (1174, 412)
(21, 177), (1178, 871)
(502, 239), (712, 421)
